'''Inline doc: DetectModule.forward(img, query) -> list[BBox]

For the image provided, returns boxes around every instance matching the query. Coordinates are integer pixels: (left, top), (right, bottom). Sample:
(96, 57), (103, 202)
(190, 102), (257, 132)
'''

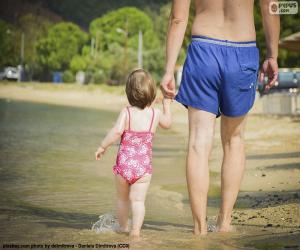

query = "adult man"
(160, 0), (279, 235)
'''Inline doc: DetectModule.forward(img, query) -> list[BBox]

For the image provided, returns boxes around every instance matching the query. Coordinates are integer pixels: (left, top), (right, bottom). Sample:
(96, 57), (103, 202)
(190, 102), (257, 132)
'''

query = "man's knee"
(189, 130), (214, 155)
(221, 116), (247, 146)
(190, 141), (212, 156)
(223, 131), (244, 147)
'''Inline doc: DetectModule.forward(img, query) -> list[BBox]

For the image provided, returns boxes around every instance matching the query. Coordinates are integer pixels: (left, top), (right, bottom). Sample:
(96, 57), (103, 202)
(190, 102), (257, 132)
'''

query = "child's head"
(125, 69), (157, 109)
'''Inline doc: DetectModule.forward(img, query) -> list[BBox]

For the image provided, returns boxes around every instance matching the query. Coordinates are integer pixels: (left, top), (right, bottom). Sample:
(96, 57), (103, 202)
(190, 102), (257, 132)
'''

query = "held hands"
(162, 98), (172, 104)
(95, 146), (106, 160)
(259, 57), (279, 92)
(160, 72), (176, 99)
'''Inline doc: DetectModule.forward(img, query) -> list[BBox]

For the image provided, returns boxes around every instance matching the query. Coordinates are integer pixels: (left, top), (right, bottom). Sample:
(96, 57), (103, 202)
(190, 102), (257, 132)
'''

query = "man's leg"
(187, 107), (216, 235)
(217, 114), (248, 232)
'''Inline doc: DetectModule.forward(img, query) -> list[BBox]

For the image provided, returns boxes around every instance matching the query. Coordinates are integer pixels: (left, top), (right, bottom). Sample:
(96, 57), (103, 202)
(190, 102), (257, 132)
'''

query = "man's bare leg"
(216, 114), (248, 232)
(187, 107), (216, 235)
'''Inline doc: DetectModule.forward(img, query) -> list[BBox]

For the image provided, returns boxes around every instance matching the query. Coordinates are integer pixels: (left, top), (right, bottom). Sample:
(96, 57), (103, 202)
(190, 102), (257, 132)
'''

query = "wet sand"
(0, 82), (299, 249)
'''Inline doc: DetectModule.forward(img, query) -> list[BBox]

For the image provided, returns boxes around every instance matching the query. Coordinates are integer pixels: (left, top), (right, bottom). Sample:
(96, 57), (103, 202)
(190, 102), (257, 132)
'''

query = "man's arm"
(259, 0), (280, 90)
(161, 0), (191, 98)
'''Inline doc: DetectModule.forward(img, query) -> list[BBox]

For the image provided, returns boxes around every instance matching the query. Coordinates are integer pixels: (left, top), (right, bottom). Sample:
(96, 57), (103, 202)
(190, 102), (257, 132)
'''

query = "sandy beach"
(0, 82), (299, 249)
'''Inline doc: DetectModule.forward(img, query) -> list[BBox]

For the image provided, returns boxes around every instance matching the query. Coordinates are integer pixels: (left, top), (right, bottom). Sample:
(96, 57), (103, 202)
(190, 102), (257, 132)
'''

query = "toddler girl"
(95, 69), (172, 237)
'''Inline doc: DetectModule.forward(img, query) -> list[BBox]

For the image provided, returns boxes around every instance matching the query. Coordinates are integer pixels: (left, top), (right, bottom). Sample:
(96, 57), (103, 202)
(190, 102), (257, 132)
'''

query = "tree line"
(0, 2), (299, 84)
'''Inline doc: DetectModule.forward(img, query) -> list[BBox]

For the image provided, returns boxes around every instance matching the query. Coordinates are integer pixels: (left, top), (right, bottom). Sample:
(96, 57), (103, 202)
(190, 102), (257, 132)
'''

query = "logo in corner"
(269, 1), (298, 15)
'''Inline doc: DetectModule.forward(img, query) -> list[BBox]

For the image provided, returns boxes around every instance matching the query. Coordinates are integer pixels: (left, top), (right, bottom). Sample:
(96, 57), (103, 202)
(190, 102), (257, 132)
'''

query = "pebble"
(266, 224), (273, 227)
(262, 174), (266, 177)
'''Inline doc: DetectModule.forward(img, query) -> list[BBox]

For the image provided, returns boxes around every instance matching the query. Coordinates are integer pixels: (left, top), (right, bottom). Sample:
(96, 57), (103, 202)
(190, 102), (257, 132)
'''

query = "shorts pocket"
(236, 47), (259, 91)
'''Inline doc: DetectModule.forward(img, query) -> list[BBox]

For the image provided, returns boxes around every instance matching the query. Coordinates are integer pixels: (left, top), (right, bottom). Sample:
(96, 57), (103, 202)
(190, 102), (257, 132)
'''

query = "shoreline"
(0, 82), (128, 112)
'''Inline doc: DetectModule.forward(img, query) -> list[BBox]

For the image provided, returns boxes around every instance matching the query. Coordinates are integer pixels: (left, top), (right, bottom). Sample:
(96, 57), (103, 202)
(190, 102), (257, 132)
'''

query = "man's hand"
(259, 58), (279, 92)
(160, 72), (176, 99)
(95, 146), (105, 160)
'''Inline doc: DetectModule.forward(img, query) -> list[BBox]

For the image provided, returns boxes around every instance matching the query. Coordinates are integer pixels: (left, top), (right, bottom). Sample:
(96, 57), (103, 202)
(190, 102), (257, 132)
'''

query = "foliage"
(36, 22), (88, 71)
(18, 14), (53, 78)
(1, 1), (299, 83)
(44, 0), (169, 28)
(62, 70), (74, 83)
(0, 19), (19, 68)
(70, 55), (89, 73)
(90, 7), (159, 51)
(88, 7), (160, 83)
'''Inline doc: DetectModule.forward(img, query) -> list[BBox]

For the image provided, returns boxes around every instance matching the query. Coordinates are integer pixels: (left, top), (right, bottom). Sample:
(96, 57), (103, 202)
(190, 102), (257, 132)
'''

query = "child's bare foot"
(130, 230), (140, 236)
(193, 222), (208, 235)
(216, 224), (236, 232)
(119, 228), (129, 233)
(194, 230), (208, 235)
(129, 230), (141, 241)
(216, 213), (236, 232)
(117, 224), (129, 234)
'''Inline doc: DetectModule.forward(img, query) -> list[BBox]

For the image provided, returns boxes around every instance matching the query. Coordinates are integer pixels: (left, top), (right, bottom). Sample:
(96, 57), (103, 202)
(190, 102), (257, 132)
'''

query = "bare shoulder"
(118, 107), (129, 118)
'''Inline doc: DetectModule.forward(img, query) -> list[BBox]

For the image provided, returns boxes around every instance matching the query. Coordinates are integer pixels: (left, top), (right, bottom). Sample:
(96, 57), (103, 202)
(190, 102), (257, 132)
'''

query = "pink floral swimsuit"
(113, 107), (155, 184)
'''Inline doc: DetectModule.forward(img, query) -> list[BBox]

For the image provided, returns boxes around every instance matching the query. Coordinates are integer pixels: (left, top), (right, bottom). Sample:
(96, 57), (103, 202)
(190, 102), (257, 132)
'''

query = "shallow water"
(0, 99), (299, 250)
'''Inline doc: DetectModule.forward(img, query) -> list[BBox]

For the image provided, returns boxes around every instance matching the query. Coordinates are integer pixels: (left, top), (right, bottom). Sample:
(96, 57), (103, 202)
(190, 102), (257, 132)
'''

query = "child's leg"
(129, 174), (152, 237)
(115, 174), (130, 232)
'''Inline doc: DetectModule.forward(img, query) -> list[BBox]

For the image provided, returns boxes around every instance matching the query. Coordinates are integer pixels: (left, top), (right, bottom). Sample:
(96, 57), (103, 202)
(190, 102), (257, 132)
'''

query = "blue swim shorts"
(175, 35), (260, 117)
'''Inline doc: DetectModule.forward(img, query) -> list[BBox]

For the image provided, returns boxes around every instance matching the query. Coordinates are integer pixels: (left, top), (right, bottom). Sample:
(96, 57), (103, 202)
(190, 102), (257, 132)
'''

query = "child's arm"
(158, 98), (172, 129)
(95, 108), (127, 160)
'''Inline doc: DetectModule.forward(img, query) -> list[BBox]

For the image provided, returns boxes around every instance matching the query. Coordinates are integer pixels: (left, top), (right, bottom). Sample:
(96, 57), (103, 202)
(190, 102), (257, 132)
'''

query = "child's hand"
(163, 98), (172, 105)
(95, 146), (106, 160)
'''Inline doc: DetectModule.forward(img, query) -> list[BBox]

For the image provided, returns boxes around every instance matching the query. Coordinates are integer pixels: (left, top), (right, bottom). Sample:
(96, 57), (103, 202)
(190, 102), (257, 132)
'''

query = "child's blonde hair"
(125, 69), (157, 109)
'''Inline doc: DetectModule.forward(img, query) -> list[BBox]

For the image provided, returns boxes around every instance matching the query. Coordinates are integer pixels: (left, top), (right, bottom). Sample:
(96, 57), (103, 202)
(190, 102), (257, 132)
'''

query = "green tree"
(90, 7), (159, 51)
(70, 55), (89, 73)
(89, 7), (160, 83)
(36, 22), (88, 72)
(18, 14), (53, 77)
(0, 19), (19, 68)
(45, 0), (169, 27)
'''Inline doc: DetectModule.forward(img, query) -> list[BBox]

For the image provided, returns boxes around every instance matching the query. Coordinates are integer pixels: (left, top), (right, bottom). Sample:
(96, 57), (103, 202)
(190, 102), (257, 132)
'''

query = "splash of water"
(91, 213), (131, 233)
(207, 223), (217, 232)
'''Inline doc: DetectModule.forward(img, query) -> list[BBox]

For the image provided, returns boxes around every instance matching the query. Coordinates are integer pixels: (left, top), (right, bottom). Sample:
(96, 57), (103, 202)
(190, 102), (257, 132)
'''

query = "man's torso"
(192, 0), (256, 41)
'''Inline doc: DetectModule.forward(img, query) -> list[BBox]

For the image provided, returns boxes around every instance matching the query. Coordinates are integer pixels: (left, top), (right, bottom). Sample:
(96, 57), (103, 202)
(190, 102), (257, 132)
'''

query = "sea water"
(0, 99), (298, 249)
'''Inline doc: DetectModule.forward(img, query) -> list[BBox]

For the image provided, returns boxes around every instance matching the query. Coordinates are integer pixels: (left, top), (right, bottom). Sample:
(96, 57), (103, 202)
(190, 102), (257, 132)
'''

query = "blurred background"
(0, 1), (298, 79)
(0, 1), (300, 249)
